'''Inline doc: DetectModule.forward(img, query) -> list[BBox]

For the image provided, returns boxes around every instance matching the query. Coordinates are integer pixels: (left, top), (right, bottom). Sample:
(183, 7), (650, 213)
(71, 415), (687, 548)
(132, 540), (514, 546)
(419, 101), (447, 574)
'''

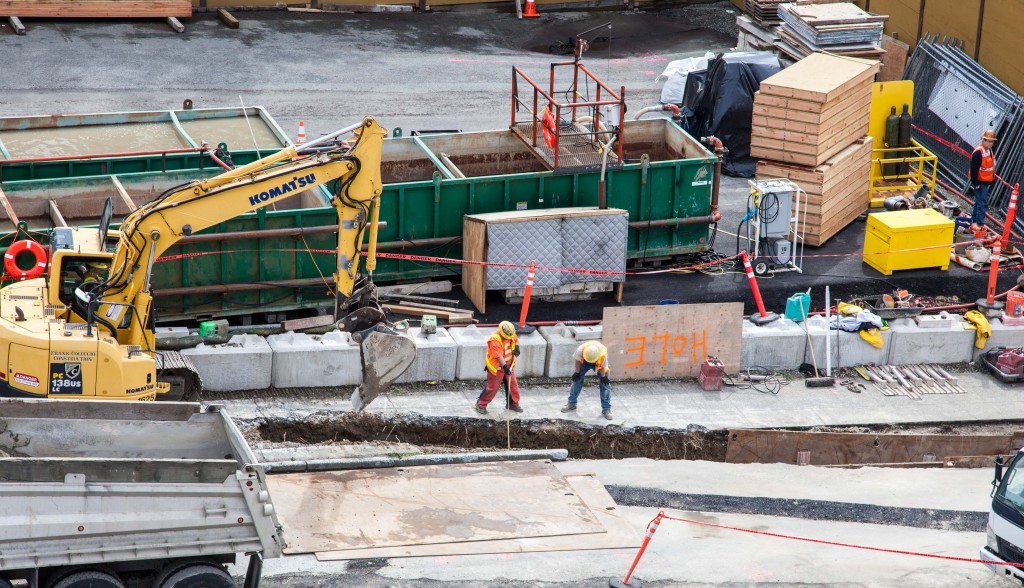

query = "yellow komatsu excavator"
(0, 117), (413, 409)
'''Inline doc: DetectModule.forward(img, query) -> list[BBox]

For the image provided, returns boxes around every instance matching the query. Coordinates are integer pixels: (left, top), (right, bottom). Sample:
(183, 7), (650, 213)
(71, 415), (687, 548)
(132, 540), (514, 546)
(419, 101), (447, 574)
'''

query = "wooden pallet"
(0, 0), (192, 17)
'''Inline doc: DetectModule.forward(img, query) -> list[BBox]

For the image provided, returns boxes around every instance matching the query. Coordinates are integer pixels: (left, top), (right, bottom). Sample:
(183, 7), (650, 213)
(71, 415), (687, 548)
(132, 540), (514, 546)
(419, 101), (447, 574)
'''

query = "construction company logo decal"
(13, 373), (39, 388)
(50, 363), (83, 395)
(248, 173), (317, 206)
(691, 166), (710, 187)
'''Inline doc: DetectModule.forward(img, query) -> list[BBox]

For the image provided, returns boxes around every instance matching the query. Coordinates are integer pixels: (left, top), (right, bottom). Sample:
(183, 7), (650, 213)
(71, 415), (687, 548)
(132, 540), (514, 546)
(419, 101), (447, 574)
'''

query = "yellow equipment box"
(863, 208), (954, 275)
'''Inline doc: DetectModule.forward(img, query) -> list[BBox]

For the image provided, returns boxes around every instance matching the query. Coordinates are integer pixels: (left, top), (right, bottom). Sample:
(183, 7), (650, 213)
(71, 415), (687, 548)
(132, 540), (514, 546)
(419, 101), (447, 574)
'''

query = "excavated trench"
(254, 412), (728, 461)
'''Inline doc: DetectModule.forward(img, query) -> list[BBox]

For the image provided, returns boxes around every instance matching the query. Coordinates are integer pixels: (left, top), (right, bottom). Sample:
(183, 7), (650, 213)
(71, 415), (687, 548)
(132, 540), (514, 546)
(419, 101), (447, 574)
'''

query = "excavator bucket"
(351, 325), (416, 412)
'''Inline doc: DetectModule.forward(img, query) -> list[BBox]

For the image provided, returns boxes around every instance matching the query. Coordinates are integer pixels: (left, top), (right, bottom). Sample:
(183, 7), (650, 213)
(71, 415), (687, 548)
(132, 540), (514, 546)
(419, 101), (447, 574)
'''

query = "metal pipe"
(264, 449), (569, 474)
(0, 147), (201, 165)
(439, 152), (466, 179)
(629, 215), (718, 229)
(176, 222), (388, 244)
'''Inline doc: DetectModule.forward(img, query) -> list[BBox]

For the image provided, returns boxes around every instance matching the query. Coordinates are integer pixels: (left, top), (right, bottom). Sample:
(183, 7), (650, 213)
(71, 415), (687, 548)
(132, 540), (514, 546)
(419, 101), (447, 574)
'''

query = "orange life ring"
(541, 107), (557, 149)
(4, 240), (48, 281)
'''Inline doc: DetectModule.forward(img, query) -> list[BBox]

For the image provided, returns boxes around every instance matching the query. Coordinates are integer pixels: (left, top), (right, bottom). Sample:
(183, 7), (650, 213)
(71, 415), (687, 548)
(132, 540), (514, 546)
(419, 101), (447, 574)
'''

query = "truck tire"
(50, 570), (124, 588)
(156, 564), (233, 588)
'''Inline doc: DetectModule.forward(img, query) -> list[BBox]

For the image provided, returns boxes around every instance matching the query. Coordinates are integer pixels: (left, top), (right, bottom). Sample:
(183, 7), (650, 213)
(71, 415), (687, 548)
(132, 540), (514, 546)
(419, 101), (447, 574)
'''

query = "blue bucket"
(660, 299), (679, 305)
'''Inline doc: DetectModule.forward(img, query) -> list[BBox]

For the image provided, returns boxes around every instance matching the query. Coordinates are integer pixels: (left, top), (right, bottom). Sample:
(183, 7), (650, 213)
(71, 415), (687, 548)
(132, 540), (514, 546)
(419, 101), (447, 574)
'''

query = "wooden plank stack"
(776, 2), (887, 60)
(744, 0), (784, 27)
(757, 137), (872, 246)
(752, 52), (880, 246)
(0, 0), (192, 17)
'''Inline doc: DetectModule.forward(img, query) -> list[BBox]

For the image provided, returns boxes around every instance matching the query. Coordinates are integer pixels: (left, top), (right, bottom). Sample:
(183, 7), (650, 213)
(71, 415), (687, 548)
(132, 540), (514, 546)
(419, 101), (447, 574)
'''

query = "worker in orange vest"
(968, 129), (997, 232)
(474, 321), (522, 414)
(560, 341), (612, 420)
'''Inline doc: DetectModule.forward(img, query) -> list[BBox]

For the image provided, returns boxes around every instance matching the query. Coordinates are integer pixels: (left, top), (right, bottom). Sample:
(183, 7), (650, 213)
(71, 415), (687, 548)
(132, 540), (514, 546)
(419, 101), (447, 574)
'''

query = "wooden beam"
(7, 16), (25, 34)
(0, 186), (20, 228)
(110, 176), (139, 212)
(280, 314), (335, 331)
(0, 2), (193, 18)
(217, 8), (239, 28)
(166, 16), (184, 32)
(47, 201), (67, 228)
(382, 303), (472, 321)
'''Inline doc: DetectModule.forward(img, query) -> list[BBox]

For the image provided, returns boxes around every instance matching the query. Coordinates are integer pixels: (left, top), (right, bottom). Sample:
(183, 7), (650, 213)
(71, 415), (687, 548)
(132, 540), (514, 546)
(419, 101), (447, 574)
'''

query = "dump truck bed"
(0, 399), (283, 573)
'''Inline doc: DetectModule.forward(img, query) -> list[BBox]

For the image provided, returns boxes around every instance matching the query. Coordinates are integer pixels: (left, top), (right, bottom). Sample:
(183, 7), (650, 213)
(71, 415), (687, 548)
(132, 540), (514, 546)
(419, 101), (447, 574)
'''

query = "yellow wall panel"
(858, 0), (925, 45)
(977, 2), (1024, 97)
(920, 0), (981, 55)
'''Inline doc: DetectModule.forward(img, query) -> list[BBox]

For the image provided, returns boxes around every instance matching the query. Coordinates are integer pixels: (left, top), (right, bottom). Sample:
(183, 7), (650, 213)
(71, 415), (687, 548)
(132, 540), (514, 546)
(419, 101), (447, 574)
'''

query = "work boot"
(508, 403), (524, 413)
(474, 403), (488, 415)
(560, 403), (576, 413)
(601, 409), (613, 420)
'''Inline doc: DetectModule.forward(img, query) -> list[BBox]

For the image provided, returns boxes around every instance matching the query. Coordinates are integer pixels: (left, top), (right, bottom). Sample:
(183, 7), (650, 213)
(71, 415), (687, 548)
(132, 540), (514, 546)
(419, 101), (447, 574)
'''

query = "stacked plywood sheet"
(751, 52), (878, 167)
(776, 2), (887, 60)
(0, 0), (191, 17)
(757, 136), (872, 246)
(744, 0), (783, 27)
(753, 53), (879, 246)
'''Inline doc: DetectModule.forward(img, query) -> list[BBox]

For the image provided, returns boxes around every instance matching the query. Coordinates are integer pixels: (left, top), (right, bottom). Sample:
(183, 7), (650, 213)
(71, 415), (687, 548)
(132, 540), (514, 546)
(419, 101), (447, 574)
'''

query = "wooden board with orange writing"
(602, 303), (742, 379)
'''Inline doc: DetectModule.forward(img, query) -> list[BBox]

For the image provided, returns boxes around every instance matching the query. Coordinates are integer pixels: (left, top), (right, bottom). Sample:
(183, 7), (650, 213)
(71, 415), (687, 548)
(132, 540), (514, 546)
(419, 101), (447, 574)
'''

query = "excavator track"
(155, 351), (203, 401)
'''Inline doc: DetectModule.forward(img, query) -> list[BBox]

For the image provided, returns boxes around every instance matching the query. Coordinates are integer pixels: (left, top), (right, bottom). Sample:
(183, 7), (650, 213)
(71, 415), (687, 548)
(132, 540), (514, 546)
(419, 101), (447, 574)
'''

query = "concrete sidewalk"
(219, 370), (1024, 431)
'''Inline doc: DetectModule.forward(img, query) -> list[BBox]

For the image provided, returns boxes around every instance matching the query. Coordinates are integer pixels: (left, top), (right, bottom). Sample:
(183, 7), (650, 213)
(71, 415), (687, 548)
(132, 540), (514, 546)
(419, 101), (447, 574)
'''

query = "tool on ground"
(798, 297), (834, 387)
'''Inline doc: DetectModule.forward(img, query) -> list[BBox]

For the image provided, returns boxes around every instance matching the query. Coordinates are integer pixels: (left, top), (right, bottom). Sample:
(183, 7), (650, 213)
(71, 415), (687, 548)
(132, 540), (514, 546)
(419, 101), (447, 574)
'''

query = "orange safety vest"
(485, 333), (517, 375)
(975, 145), (995, 183)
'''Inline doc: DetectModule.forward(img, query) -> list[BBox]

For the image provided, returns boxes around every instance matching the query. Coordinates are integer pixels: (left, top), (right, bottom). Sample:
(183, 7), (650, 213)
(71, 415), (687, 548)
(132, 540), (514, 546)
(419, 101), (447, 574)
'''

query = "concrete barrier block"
(539, 325), (580, 378)
(888, 316), (975, 365)
(983, 318), (1024, 352)
(448, 325), (488, 381)
(181, 334), (271, 392)
(156, 326), (191, 339)
(568, 325), (603, 341)
(792, 316), (892, 370)
(396, 327), (457, 383)
(515, 330), (547, 378)
(740, 317), (806, 369)
(267, 331), (361, 388)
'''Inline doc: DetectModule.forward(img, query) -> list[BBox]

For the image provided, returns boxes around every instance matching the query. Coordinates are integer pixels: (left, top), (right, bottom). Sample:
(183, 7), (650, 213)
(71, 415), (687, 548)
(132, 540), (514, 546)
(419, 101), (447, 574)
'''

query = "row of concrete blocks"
(742, 314), (1024, 370)
(175, 314), (1023, 391)
(177, 324), (604, 392)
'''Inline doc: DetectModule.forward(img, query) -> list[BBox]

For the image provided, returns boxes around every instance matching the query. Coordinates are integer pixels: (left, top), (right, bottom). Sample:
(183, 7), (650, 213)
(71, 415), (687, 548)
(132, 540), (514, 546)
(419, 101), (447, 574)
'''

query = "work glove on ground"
(571, 372), (581, 382)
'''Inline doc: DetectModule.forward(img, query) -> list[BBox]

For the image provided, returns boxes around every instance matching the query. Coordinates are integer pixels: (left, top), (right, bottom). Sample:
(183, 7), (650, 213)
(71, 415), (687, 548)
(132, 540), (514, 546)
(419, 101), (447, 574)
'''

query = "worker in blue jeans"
(968, 129), (997, 233)
(560, 341), (612, 420)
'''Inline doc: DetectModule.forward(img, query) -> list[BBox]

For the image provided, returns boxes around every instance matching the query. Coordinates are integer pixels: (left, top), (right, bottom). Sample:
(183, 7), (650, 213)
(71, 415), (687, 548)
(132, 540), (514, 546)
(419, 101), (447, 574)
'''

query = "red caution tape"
(913, 124), (1015, 190)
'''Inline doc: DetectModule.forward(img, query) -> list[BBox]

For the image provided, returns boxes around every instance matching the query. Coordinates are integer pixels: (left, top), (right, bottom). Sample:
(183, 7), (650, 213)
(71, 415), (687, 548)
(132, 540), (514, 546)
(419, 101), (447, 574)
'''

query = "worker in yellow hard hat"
(474, 321), (522, 414)
(561, 340), (612, 420)
(968, 129), (998, 232)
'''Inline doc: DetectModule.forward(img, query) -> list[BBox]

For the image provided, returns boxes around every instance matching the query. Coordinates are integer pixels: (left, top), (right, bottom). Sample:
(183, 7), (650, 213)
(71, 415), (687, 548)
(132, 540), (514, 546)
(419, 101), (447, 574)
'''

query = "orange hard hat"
(982, 129), (998, 141)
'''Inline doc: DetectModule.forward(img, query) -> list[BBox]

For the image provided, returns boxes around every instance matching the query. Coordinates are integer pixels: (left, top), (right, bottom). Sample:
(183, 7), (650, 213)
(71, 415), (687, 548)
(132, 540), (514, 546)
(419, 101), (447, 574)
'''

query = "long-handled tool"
(799, 297), (834, 387)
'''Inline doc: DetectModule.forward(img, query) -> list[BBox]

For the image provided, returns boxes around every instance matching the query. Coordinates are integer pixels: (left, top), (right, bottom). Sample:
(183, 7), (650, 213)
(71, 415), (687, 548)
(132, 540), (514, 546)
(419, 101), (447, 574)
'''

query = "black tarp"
(679, 52), (781, 178)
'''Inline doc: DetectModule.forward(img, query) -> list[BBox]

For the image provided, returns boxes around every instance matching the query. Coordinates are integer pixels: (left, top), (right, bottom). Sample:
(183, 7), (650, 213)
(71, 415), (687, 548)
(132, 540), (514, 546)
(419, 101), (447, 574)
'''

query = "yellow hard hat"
(498, 321), (516, 339)
(582, 341), (604, 363)
(982, 129), (998, 141)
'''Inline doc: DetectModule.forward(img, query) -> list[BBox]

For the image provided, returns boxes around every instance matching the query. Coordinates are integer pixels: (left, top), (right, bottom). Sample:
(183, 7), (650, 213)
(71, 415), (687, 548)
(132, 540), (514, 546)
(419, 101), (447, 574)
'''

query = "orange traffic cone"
(297, 120), (306, 144)
(522, 0), (539, 18)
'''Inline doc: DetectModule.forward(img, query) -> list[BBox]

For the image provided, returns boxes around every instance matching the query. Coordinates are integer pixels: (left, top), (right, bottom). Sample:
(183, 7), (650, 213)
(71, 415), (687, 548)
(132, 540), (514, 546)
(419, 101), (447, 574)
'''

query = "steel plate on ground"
(269, 460), (606, 554)
(314, 472), (638, 560)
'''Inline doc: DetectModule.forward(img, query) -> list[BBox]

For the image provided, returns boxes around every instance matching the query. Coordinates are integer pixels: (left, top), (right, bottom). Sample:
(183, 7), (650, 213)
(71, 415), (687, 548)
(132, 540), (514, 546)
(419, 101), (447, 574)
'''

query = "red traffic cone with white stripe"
(522, 0), (539, 18)
(297, 120), (306, 144)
